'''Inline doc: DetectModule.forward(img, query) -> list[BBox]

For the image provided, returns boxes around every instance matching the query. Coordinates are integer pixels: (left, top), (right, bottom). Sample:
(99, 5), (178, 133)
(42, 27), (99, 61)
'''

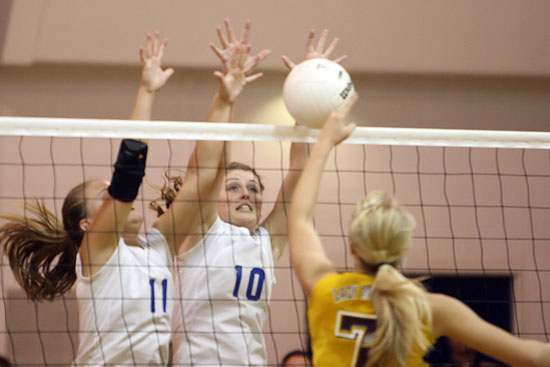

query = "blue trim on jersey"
(162, 278), (168, 313)
(233, 265), (243, 298)
(247, 268), (265, 301)
(150, 278), (155, 313)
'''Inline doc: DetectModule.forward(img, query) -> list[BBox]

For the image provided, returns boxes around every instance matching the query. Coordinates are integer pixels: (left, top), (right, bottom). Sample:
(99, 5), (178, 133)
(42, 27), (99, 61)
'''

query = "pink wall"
(1, 0), (550, 364)
(0, 65), (549, 132)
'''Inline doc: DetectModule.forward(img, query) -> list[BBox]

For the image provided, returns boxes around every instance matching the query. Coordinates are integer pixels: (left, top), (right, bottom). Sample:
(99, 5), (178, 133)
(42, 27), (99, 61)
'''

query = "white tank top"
(172, 217), (275, 367)
(73, 228), (173, 367)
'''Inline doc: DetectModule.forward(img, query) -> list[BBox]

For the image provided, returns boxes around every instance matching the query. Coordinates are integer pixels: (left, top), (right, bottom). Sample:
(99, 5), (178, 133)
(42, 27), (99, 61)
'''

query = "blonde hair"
(349, 191), (432, 367)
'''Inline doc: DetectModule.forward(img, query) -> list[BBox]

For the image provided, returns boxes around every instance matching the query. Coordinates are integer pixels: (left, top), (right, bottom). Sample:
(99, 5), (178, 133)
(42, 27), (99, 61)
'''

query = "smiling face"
(217, 169), (263, 233)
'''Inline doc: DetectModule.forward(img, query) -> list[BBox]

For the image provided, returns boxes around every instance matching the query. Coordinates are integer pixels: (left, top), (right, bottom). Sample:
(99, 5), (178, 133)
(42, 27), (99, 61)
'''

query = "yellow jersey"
(307, 272), (434, 367)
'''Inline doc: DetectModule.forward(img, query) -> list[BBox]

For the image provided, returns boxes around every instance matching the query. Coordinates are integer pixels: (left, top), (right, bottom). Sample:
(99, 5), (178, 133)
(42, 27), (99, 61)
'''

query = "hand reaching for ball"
(320, 92), (358, 146)
(281, 29), (347, 70)
(282, 28), (354, 129)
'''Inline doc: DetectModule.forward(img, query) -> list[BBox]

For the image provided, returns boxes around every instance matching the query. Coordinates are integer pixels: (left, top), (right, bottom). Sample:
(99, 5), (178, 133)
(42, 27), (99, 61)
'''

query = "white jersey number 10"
(233, 265), (265, 301)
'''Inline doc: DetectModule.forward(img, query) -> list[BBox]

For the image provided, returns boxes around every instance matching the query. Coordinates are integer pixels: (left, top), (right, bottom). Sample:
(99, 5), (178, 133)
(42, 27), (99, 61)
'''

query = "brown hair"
(0, 181), (95, 301)
(349, 191), (432, 367)
(225, 162), (265, 192)
(149, 171), (183, 217)
(150, 162), (264, 217)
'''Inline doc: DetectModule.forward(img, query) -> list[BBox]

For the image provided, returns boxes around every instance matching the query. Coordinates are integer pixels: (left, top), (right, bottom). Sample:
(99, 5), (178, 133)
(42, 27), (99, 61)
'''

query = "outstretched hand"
(281, 29), (347, 70)
(320, 93), (358, 146)
(139, 31), (175, 92)
(214, 44), (263, 103)
(210, 19), (271, 74)
(210, 19), (271, 103)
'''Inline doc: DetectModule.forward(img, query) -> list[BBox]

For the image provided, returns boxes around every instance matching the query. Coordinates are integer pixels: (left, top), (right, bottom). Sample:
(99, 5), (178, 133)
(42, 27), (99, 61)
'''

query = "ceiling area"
(1, 0), (549, 76)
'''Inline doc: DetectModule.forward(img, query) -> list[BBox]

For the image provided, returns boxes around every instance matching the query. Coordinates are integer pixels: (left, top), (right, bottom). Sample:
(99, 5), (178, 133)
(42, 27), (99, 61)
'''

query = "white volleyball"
(283, 58), (354, 129)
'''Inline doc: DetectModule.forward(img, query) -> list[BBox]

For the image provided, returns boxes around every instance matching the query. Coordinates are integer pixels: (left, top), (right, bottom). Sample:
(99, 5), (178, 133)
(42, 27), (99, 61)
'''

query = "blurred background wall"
(1, 1), (550, 365)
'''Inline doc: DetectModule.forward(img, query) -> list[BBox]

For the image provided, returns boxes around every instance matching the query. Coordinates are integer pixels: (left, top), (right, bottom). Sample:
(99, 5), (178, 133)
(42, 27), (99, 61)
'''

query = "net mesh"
(1, 117), (550, 366)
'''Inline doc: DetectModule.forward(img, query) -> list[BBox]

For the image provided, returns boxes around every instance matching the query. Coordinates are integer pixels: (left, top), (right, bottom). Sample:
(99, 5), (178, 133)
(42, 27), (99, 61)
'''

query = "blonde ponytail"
(349, 191), (432, 367)
(367, 264), (431, 367)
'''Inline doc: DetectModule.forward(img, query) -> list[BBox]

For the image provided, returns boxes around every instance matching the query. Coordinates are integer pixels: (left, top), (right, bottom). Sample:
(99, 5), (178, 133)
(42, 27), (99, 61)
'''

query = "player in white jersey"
(172, 216), (275, 366)
(0, 31), (232, 366)
(74, 219), (175, 365)
(163, 25), (345, 367)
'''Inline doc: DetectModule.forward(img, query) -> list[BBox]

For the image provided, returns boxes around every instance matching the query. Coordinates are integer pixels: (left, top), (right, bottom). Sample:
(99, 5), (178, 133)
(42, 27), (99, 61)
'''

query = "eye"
(248, 185), (260, 194)
(226, 185), (239, 192)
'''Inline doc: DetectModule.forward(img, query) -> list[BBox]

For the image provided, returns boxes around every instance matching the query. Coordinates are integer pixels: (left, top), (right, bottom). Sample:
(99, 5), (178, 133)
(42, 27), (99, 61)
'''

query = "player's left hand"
(210, 19), (271, 75)
(211, 19), (271, 103)
(139, 31), (175, 92)
(215, 43), (265, 103)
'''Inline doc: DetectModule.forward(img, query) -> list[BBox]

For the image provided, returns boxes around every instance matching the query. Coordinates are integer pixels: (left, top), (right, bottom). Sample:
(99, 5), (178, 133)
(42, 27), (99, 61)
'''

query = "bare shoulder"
(426, 291), (469, 311)
(426, 292), (460, 310)
(425, 292), (472, 338)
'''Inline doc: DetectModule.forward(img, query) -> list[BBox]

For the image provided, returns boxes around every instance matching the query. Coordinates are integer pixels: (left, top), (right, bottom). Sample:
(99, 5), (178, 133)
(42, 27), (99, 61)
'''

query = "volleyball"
(283, 58), (354, 129)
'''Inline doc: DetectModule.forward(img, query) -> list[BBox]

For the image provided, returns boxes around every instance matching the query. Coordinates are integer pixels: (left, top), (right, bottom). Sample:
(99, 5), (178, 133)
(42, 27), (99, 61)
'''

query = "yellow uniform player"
(288, 93), (550, 367)
(309, 272), (434, 367)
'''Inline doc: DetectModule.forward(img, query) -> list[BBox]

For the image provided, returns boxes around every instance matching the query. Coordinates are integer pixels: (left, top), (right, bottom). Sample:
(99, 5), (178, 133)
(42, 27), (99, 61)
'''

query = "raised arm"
(130, 31), (174, 122)
(153, 19), (270, 255)
(287, 94), (357, 296)
(429, 293), (550, 367)
(80, 139), (148, 277)
(80, 32), (172, 275)
(262, 141), (308, 261)
(265, 29), (348, 261)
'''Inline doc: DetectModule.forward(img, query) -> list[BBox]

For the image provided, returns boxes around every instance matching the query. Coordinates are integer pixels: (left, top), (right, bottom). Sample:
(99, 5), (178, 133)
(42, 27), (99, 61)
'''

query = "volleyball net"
(1, 116), (550, 366)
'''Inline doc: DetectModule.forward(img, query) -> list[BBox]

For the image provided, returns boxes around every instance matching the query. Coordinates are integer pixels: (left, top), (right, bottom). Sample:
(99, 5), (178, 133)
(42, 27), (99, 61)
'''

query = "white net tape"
(2, 116), (550, 148)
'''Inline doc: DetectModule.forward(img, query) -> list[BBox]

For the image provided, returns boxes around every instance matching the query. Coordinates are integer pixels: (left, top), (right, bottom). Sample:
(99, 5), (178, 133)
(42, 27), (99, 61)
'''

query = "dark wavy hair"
(150, 162), (265, 217)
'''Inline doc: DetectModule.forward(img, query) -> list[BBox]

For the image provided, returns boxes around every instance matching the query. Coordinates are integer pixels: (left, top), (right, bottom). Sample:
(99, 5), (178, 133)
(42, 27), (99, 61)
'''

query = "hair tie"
(360, 199), (392, 212)
(360, 202), (379, 212)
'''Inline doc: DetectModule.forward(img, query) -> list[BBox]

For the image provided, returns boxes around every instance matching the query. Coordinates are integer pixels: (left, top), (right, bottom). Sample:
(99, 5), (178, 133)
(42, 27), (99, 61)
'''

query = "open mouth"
(236, 204), (253, 212)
